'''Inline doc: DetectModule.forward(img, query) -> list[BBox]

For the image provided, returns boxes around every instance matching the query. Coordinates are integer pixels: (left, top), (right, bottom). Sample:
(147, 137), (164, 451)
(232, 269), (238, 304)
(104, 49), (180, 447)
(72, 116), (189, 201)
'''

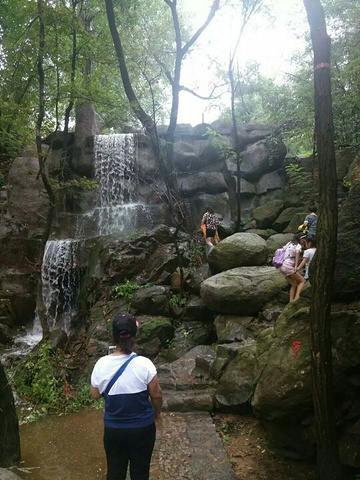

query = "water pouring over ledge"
(40, 133), (142, 336)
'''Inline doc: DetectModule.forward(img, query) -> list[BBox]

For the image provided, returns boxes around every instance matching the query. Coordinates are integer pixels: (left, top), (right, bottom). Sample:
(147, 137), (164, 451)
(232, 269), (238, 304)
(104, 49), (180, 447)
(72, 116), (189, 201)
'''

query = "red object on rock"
(293, 339), (301, 358)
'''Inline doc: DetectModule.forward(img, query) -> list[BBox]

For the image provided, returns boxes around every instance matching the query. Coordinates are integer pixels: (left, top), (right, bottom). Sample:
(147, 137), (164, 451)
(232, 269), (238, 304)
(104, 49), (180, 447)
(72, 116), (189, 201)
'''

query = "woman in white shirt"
(90, 313), (162, 480)
(279, 233), (306, 302)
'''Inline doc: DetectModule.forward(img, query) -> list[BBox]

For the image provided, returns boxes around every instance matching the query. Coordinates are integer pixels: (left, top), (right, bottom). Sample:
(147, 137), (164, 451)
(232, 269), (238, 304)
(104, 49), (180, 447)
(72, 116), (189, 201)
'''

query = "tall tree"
(303, 0), (341, 478)
(228, 0), (263, 231)
(104, 0), (220, 227)
(0, 363), (20, 467)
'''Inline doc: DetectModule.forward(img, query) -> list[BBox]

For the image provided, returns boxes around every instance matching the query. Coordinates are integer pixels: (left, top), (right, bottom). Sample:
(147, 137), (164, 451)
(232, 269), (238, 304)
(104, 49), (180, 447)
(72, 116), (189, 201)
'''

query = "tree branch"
(181, 0), (220, 57)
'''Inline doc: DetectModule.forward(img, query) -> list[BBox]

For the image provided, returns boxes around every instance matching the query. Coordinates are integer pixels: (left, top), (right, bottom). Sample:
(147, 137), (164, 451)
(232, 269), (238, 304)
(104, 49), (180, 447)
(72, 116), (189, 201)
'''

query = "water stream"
(15, 410), (105, 480)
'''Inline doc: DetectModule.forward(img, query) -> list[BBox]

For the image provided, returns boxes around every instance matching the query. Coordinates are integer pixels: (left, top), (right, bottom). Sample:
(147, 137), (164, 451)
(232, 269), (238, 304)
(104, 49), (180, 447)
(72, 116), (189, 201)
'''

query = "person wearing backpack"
(90, 313), (162, 480)
(278, 233), (306, 302)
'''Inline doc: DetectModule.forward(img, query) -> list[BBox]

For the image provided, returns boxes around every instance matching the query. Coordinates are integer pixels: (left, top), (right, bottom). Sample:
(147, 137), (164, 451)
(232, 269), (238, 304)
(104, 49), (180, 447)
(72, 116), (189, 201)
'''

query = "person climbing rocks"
(90, 312), (162, 480)
(298, 205), (318, 239)
(279, 232), (306, 302)
(201, 207), (220, 248)
(296, 237), (316, 281)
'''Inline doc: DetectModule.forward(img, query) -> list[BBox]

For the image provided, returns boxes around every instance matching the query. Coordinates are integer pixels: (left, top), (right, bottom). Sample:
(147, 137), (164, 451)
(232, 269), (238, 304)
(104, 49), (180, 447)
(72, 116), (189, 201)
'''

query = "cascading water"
(42, 239), (81, 334)
(93, 133), (143, 236)
(39, 134), (143, 337)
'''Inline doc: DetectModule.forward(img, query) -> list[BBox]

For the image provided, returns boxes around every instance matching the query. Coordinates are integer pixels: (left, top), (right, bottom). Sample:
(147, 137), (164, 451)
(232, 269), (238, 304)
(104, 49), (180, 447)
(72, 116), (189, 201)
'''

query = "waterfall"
(42, 239), (81, 334)
(93, 134), (143, 235)
(39, 133), (142, 336)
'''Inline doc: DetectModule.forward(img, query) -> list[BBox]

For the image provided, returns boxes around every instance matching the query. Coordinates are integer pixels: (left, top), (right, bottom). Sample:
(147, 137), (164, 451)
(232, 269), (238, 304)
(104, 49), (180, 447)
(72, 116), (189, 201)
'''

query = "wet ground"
(14, 410), (236, 480)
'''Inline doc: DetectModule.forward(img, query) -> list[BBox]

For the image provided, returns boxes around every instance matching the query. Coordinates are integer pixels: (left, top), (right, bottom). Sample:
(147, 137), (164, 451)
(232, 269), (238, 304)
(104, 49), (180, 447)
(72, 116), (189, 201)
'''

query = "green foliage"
(113, 280), (140, 300)
(11, 342), (98, 418)
(57, 177), (99, 191)
(169, 294), (187, 310)
(205, 128), (235, 160)
(188, 245), (205, 268)
(285, 162), (317, 201)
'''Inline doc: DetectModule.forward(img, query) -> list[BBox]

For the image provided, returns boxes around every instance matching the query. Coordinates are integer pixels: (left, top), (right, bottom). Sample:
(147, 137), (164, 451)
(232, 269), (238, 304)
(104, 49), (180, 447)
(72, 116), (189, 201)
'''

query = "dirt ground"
(214, 414), (318, 480)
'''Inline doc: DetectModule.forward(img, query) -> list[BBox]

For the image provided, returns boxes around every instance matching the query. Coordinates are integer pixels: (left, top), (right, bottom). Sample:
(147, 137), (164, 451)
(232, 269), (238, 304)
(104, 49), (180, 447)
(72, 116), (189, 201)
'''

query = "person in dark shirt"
(303, 205), (318, 239)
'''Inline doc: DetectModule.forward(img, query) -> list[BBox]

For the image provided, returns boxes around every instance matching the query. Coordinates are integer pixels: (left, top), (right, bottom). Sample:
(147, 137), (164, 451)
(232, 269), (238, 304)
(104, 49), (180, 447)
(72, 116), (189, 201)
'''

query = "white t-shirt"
(303, 247), (316, 279)
(91, 353), (157, 428)
(91, 353), (156, 395)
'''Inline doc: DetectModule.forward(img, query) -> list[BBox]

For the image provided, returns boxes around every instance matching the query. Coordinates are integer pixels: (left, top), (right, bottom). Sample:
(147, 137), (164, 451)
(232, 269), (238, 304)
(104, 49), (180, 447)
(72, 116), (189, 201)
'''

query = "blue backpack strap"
(104, 354), (137, 395)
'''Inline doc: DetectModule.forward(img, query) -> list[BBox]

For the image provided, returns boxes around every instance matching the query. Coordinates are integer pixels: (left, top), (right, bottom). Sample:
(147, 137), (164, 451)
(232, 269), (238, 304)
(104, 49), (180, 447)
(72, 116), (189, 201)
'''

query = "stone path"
(149, 413), (237, 480)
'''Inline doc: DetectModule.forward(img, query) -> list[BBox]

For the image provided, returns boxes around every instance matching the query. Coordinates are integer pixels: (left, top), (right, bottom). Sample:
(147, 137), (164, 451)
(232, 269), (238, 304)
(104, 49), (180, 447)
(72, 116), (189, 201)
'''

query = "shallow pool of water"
(16, 410), (106, 480)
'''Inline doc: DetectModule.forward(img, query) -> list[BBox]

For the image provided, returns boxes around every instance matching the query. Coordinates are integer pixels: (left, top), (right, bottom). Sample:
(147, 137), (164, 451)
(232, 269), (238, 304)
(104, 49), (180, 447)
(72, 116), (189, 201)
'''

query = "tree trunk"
(229, 62), (242, 232)
(303, 1), (341, 478)
(0, 363), (20, 467)
(36, 0), (54, 339)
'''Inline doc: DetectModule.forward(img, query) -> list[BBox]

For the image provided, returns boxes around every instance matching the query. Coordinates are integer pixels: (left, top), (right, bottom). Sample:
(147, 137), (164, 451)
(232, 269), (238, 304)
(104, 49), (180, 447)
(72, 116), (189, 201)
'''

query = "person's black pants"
(104, 423), (156, 480)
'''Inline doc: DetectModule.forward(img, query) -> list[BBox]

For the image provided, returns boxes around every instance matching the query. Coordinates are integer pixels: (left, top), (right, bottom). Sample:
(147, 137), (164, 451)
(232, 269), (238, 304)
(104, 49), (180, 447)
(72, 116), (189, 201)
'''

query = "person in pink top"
(279, 233), (306, 302)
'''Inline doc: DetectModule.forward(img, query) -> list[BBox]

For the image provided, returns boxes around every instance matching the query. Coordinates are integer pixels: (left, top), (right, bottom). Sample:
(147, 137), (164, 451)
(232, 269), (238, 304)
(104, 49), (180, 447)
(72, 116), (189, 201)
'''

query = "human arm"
(90, 385), (102, 399)
(296, 256), (308, 272)
(295, 249), (301, 269)
(148, 374), (162, 420)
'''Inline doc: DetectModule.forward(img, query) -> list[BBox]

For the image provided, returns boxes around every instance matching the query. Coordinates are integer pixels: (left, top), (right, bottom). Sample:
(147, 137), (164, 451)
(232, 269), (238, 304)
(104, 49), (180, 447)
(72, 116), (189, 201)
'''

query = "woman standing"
(201, 207), (220, 247)
(279, 233), (306, 302)
(90, 312), (162, 480)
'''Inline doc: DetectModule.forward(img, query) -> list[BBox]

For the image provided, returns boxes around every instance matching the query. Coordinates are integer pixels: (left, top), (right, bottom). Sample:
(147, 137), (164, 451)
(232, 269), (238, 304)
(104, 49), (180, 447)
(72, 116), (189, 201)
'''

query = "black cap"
(112, 312), (138, 339)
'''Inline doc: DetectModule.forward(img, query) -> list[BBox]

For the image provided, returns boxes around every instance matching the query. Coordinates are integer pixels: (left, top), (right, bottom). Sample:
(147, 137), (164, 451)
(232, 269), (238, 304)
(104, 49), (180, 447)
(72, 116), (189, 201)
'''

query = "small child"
(296, 237), (316, 281)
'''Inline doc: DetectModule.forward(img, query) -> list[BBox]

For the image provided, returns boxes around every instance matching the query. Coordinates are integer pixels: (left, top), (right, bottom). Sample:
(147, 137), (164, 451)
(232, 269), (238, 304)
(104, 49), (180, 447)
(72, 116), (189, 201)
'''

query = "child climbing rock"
(279, 233), (306, 302)
(296, 237), (316, 281)
(201, 207), (220, 248)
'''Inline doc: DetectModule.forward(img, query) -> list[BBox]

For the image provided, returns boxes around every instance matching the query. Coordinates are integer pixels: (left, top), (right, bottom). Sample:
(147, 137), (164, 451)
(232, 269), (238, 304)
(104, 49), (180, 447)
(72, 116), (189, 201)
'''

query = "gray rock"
(272, 207), (305, 232)
(255, 171), (284, 195)
(173, 141), (200, 172)
(245, 229), (270, 240)
(185, 265), (212, 294)
(135, 315), (174, 358)
(208, 233), (268, 272)
(215, 343), (257, 408)
(181, 295), (213, 322)
(266, 233), (294, 255)
(159, 321), (215, 362)
(284, 212), (307, 233)
(226, 137), (286, 181)
(252, 199), (284, 229)
(7, 157), (50, 232)
(131, 285), (171, 316)
(186, 192), (231, 226)
(214, 315), (254, 343)
(0, 324), (11, 345)
(200, 266), (288, 315)
(0, 469), (23, 480)
(334, 182), (360, 299)
(138, 144), (158, 179)
(179, 172), (227, 196)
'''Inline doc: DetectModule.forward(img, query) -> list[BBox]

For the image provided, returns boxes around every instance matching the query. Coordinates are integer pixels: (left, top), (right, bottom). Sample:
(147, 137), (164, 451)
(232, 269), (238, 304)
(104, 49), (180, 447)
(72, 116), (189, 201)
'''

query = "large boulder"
(255, 171), (284, 195)
(335, 148), (356, 181)
(131, 285), (171, 317)
(252, 302), (360, 419)
(226, 137), (286, 181)
(334, 182), (360, 299)
(185, 265), (212, 294)
(208, 233), (268, 272)
(135, 315), (174, 358)
(252, 199), (284, 229)
(200, 266), (287, 315)
(186, 192), (231, 226)
(266, 233), (294, 255)
(214, 315), (254, 343)
(159, 321), (215, 362)
(284, 211), (307, 233)
(215, 343), (257, 408)
(178, 172), (227, 196)
(272, 207), (305, 232)
(7, 157), (50, 233)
